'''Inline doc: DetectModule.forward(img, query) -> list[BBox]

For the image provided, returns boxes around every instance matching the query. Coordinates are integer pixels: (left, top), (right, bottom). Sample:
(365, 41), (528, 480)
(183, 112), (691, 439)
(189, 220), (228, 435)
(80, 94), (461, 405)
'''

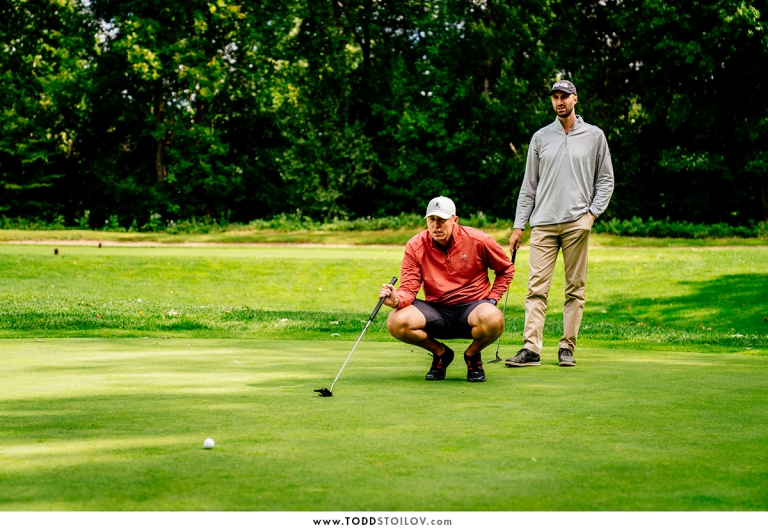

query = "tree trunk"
(481, 0), (494, 147)
(153, 85), (167, 183)
(481, 57), (493, 146)
(350, 0), (373, 135)
(155, 136), (166, 183)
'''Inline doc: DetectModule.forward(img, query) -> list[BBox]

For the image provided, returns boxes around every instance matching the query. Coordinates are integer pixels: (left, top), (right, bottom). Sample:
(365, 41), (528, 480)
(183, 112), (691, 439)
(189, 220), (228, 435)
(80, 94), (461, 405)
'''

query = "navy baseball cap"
(549, 80), (577, 96)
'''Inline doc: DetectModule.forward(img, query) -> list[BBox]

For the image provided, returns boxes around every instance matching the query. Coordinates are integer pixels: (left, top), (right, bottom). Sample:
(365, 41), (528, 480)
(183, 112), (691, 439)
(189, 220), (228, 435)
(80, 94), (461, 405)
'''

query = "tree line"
(2, 0), (767, 228)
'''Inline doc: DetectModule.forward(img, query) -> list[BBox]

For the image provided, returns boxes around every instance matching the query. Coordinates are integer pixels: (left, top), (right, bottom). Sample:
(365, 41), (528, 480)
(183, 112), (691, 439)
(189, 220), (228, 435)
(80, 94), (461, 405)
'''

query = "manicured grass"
(1, 242), (766, 511)
(3, 228), (768, 247)
(1, 244), (766, 351)
(0, 228), (426, 246)
(1, 338), (766, 510)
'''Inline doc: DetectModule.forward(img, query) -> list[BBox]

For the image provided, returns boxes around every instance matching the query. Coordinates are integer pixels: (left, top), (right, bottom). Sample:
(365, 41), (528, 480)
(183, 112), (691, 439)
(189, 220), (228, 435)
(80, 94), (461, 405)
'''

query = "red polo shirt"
(395, 224), (514, 309)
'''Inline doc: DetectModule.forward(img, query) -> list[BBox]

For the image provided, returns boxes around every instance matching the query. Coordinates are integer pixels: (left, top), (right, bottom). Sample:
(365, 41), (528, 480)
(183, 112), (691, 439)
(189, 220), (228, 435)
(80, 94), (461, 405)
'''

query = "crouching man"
(379, 196), (514, 382)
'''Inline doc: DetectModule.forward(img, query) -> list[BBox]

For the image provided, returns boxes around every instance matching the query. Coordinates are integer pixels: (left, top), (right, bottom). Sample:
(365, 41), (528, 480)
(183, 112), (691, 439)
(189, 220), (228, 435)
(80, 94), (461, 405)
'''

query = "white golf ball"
(203, 438), (215, 449)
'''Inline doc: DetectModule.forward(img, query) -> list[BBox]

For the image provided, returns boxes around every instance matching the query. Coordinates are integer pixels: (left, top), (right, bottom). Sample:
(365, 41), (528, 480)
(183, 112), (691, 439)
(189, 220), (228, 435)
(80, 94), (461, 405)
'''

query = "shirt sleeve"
(514, 131), (541, 229)
(394, 245), (422, 309)
(589, 130), (614, 217)
(483, 235), (515, 301)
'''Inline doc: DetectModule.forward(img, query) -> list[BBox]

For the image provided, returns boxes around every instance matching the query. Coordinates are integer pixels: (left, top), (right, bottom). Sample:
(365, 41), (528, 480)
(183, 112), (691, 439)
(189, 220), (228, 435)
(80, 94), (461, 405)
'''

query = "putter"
(488, 247), (517, 363)
(315, 276), (398, 397)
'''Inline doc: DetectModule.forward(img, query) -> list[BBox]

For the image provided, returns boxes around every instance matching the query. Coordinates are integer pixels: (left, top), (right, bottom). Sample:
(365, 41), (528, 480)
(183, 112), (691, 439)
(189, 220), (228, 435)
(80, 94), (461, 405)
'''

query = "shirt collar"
(555, 115), (583, 133)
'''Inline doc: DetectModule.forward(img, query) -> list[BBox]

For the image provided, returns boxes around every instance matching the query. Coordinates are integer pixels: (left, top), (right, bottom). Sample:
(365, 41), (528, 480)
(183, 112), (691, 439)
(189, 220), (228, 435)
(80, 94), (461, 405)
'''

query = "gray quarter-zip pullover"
(514, 115), (614, 229)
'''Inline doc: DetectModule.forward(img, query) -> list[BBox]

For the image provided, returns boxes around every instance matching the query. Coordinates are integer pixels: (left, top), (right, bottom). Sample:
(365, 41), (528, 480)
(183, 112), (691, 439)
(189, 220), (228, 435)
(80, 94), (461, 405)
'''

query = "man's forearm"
(590, 136), (614, 217)
(514, 136), (539, 229)
(395, 251), (422, 309)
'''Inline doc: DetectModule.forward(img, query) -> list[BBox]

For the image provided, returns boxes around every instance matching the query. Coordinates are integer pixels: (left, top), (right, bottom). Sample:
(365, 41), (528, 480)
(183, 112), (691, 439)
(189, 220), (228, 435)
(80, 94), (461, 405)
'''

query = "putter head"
(487, 354), (503, 363)
(314, 388), (333, 397)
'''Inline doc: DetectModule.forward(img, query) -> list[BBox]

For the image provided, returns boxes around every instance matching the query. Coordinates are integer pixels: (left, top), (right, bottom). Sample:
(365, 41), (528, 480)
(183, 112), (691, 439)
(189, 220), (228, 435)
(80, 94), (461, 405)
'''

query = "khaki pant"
(523, 213), (593, 353)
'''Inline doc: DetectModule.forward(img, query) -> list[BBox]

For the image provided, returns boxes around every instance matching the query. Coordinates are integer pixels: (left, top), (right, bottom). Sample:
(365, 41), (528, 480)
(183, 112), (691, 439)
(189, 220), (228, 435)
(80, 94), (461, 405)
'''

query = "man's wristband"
(489, 298), (498, 306)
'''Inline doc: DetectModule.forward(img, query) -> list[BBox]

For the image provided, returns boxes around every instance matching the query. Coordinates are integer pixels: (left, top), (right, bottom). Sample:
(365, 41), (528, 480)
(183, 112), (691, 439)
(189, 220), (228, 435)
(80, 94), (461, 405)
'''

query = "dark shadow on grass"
(0, 298), (382, 335)
(591, 273), (768, 335)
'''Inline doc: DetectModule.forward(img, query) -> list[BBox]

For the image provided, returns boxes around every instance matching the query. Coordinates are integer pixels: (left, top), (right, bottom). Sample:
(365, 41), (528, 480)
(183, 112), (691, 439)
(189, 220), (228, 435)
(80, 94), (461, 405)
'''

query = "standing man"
(379, 196), (514, 383)
(506, 80), (614, 368)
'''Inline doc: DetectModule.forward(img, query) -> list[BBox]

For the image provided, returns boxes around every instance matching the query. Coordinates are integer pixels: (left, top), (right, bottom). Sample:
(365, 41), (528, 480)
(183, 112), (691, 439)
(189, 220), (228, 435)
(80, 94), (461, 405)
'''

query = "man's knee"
(470, 304), (505, 336)
(564, 280), (587, 296)
(386, 310), (404, 337)
(387, 308), (421, 338)
(528, 274), (553, 297)
(485, 308), (505, 335)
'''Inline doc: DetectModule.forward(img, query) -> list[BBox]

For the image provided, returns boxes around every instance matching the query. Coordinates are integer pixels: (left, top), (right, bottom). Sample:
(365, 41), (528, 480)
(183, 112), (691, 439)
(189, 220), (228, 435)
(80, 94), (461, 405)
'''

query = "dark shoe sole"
(425, 372), (446, 381)
(467, 375), (486, 382)
(505, 361), (541, 367)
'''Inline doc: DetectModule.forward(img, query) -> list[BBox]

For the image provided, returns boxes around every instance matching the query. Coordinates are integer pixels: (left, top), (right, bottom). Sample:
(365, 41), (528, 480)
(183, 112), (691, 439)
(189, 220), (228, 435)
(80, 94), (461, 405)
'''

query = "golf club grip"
(369, 276), (398, 321)
(511, 247), (517, 264)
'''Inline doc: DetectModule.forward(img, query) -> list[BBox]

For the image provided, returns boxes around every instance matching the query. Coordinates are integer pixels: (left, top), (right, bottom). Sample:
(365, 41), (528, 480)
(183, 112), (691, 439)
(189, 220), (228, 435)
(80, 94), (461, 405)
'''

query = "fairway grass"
(1, 244), (766, 350)
(1, 242), (767, 511)
(1, 338), (767, 511)
(3, 228), (768, 247)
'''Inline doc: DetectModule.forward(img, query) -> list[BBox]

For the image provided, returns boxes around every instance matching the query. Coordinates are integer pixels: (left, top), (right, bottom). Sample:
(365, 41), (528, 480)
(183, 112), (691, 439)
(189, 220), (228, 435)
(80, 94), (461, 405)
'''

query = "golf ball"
(203, 438), (215, 449)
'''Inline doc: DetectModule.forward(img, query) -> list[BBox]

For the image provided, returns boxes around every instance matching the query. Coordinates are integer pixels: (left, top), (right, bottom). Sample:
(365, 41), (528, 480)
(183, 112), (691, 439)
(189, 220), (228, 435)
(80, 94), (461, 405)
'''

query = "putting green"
(1, 338), (766, 510)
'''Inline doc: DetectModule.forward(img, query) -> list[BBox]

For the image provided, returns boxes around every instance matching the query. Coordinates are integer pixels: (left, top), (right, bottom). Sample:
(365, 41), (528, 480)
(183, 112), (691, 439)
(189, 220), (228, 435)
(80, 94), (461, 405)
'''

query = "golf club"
(315, 276), (398, 397)
(488, 247), (517, 363)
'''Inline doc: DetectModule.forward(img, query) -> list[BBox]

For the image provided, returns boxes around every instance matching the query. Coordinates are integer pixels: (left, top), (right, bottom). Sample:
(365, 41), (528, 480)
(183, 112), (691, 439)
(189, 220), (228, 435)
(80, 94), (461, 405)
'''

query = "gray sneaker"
(558, 348), (576, 366)
(505, 348), (541, 367)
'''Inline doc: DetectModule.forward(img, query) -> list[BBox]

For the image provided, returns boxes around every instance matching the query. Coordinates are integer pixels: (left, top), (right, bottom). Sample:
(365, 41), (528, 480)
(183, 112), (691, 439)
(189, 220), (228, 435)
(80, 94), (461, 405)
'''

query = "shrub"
(593, 217), (764, 239)
(1, 213), (766, 238)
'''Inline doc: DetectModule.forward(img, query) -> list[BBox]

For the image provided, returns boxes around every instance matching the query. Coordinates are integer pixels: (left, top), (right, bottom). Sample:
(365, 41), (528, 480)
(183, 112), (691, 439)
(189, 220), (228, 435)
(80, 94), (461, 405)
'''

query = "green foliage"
(556, 0), (768, 223)
(1, 1), (767, 223)
(594, 217), (768, 239)
(79, 0), (286, 224)
(0, 0), (96, 219)
(4, 212), (767, 241)
(246, 212), (425, 232)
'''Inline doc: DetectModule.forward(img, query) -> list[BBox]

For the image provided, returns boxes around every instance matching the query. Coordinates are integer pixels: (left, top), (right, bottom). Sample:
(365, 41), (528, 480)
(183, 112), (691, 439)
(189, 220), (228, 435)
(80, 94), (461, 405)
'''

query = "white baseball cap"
(424, 196), (456, 219)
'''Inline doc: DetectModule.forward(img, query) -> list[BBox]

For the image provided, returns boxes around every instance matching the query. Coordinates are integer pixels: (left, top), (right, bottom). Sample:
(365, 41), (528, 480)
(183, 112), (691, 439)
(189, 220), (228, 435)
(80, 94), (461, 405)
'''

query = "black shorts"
(411, 299), (494, 340)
